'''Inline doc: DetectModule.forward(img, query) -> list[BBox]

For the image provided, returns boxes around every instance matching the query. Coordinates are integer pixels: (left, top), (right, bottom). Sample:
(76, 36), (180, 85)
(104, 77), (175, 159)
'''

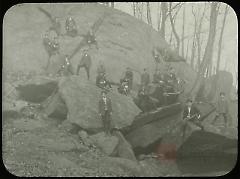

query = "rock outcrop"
(89, 132), (119, 156)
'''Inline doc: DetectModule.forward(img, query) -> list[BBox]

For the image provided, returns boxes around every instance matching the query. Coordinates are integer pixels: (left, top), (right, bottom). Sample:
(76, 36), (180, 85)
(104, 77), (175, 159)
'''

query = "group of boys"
(42, 17), (231, 137)
(43, 16), (98, 77)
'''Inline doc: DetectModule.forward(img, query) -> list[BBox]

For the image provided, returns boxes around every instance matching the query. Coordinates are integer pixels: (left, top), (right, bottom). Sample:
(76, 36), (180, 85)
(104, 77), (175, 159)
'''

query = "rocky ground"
(2, 101), (180, 177)
(2, 72), (237, 177)
(2, 72), (182, 177)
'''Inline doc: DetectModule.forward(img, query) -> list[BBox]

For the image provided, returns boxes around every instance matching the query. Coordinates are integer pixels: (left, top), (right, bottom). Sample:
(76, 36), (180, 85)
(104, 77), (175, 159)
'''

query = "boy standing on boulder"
(76, 49), (92, 80)
(98, 91), (113, 135)
(141, 68), (150, 87)
(65, 16), (78, 37)
(211, 92), (229, 128)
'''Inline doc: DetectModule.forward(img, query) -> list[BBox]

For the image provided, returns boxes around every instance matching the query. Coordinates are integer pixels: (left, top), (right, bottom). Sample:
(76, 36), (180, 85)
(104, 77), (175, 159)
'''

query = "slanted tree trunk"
(190, 2), (219, 99)
(146, 2), (152, 27)
(169, 31), (173, 46)
(160, 2), (168, 39)
(216, 5), (229, 72)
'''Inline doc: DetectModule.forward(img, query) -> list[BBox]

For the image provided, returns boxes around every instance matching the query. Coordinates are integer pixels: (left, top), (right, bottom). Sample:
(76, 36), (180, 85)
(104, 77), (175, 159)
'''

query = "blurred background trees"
(98, 2), (237, 94)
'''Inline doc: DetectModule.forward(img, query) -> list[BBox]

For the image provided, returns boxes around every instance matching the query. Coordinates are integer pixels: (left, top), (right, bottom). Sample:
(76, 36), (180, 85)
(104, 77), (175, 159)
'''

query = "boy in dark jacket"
(182, 99), (203, 140)
(141, 68), (150, 87)
(76, 49), (91, 80)
(98, 91), (113, 135)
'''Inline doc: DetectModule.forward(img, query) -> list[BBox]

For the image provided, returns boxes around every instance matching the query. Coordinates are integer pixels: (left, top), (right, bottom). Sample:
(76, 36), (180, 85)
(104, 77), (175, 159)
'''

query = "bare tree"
(196, 4), (207, 72)
(185, 38), (190, 61)
(169, 31), (173, 46)
(181, 5), (185, 57)
(216, 4), (229, 73)
(132, 2), (136, 17)
(190, 2), (219, 98)
(146, 2), (152, 27)
(110, 2), (114, 8)
(160, 2), (168, 39)
(157, 2), (161, 31)
(132, 2), (144, 20)
(190, 6), (198, 69)
(169, 2), (182, 54)
(139, 2), (144, 20)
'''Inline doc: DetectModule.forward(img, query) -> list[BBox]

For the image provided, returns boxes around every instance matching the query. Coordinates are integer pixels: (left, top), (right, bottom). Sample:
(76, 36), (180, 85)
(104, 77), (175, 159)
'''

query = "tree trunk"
(181, 6), (185, 57)
(140, 2), (144, 20)
(160, 2), (168, 39)
(200, 3), (219, 75)
(190, 24), (197, 69)
(190, 2), (219, 99)
(190, 7), (197, 69)
(169, 31), (173, 46)
(196, 4), (206, 72)
(216, 5), (229, 72)
(169, 2), (180, 54)
(146, 2), (152, 27)
(208, 59), (213, 77)
(157, 2), (161, 31)
(132, 2), (136, 17)
(110, 2), (114, 8)
(185, 38), (190, 61)
(190, 38), (196, 69)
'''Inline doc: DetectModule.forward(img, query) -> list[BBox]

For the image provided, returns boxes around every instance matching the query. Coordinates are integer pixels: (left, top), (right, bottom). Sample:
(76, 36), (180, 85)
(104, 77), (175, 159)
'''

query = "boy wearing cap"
(182, 99), (203, 139)
(98, 91), (113, 135)
(65, 17), (78, 37)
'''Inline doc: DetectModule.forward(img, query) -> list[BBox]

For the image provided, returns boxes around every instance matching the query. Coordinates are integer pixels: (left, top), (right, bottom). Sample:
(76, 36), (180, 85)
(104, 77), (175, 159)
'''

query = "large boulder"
(127, 103), (182, 132)
(15, 76), (58, 103)
(42, 91), (67, 119)
(176, 130), (238, 175)
(4, 3), (193, 97)
(125, 112), (182, 151)
(56, 76), (140, 131)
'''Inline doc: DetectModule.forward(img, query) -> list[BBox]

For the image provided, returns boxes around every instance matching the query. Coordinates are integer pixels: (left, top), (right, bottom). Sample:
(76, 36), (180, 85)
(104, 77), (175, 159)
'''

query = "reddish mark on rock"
(156, 143), (177, 161)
